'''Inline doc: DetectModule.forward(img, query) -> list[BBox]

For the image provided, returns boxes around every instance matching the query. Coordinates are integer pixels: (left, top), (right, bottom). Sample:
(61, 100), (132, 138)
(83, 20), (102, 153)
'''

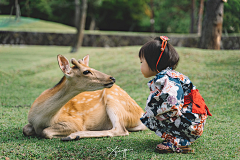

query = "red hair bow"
(156, 36), (170, 72)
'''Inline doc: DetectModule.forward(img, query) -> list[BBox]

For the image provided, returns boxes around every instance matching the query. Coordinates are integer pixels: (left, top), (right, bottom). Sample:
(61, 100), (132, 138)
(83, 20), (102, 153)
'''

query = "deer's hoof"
(61, 136), (72, 141)
(61, 136), (80, 141)
(75, 136), (80, 140)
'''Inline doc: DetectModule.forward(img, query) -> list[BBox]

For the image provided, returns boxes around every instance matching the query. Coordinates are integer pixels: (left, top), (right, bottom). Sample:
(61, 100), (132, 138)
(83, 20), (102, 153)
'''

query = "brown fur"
(23, 55), (146, 140)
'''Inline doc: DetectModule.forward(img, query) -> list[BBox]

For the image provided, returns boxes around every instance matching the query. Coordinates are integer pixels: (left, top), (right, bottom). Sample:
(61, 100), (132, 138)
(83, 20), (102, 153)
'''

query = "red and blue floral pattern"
(140, 67), (208, 146)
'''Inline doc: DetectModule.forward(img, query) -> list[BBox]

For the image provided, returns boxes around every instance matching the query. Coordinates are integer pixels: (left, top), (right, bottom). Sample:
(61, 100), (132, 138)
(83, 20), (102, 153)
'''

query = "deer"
(23, 54), (146, 140)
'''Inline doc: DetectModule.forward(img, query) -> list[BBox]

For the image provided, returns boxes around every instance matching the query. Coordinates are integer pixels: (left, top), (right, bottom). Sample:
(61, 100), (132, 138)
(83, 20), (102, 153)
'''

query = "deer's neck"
(28, 76), (81, 130)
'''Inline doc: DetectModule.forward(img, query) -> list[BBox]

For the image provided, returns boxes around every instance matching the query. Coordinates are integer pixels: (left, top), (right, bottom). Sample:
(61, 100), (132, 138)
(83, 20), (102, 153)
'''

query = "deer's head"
(57, 54), (115, 92)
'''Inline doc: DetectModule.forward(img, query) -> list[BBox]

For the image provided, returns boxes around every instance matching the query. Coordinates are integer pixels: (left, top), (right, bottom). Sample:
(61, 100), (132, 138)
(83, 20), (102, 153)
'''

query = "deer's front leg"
(41, 122), (77, 139)
(61, 106), (129, 141)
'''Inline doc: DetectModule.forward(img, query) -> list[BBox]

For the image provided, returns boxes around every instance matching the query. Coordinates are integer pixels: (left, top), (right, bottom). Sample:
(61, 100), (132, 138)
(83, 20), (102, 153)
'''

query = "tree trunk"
(89, 16), (96, 30)
(199, 0), (225, 50)
(71, 0), (88, 53)
(197, 0), (204, 36)
(24, 0), (31, 17)
(150, 0), (155, 32)
(190, 0), (195, 33)
(74, 0), (80, 28)
(15, 0), (21, 20)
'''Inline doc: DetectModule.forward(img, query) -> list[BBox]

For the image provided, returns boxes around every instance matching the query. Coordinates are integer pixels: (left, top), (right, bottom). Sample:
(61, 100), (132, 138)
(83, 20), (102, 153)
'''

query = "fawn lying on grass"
(23, 54), (146, 140)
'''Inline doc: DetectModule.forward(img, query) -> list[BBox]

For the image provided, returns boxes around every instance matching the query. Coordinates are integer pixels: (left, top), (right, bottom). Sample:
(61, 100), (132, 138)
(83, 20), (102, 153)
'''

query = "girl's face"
(140, 57), (158, 78)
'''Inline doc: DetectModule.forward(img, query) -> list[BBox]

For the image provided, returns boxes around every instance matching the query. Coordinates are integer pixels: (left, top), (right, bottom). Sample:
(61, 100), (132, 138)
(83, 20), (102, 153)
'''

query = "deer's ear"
(57, 55), (72, 77)
(78, 54), (89, 66)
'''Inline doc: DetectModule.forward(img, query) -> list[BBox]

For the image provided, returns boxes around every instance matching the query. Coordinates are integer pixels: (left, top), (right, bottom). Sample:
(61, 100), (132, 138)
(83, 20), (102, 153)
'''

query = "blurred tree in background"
(199, 0), (225, 50)
(0, 0), (239, 33)
(87, 0), (102, 30)
(150, 0), (192, 33)
(71, 0), (88, 53)
(223, 0), (240, 33)
(91, 0), (147, 31)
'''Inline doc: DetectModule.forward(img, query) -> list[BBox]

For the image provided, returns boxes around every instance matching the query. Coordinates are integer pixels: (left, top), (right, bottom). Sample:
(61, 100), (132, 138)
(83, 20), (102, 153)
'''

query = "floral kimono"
(140, 67), (212, 146)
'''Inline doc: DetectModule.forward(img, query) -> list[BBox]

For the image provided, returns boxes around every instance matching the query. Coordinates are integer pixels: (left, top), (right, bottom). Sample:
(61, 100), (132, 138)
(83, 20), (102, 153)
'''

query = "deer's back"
(57, 84), (144, 130)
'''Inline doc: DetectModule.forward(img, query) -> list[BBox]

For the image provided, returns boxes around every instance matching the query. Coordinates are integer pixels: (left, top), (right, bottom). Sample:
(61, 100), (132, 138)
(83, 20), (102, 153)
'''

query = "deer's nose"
(110, 77), (116, 83)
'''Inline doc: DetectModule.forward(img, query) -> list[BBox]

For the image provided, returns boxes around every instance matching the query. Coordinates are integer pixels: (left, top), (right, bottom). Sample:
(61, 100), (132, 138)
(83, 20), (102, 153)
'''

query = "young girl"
(139, 36), (212, 153)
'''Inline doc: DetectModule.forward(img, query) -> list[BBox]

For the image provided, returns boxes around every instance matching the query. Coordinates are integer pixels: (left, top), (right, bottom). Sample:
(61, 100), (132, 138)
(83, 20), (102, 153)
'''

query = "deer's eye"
(83, 70), (91, 75)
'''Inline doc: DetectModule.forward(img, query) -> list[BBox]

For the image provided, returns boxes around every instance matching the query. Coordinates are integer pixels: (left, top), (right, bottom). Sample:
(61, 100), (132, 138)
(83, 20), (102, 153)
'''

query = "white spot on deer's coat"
(94, 95), (100, 98)
(77, 112), (83, 116)
(86, 98), (92, 102)
(115, 88), (118, 91)
(131, 102), (136, 106)
(107, 95), (114, 99)
(93, 103), (99, 109)
(71, 110), (75, 112)
(121, 101), (126, 105)
(77, 101), (82, 104)
(73, 99), (77, 101)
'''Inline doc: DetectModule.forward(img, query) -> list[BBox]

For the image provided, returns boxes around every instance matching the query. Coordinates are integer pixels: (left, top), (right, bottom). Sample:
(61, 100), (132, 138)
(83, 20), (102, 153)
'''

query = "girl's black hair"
(139, 37), (179, 72)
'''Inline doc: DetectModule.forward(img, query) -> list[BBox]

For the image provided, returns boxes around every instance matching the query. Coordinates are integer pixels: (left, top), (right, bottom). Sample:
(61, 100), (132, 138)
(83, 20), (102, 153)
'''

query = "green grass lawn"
(0, 15), (76, 33)
(0, 45), (239, 159)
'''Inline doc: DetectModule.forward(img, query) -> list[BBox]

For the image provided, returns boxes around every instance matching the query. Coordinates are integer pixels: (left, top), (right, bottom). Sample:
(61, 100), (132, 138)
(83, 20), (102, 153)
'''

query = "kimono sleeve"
(144, 75), (184, 118)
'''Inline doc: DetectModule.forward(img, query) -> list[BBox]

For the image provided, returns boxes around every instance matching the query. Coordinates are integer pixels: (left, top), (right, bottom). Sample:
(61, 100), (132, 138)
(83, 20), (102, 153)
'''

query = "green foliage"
(17, 0), (74, 27)
(95, 0), (147, 31)
(0, 0), (239, 33)
(0, 0), (9, 6)
(153, 1), (191, 33)
(0, 45), (240, 159)
(19, 0), (52, 19)
(223, 0), (240, 33)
